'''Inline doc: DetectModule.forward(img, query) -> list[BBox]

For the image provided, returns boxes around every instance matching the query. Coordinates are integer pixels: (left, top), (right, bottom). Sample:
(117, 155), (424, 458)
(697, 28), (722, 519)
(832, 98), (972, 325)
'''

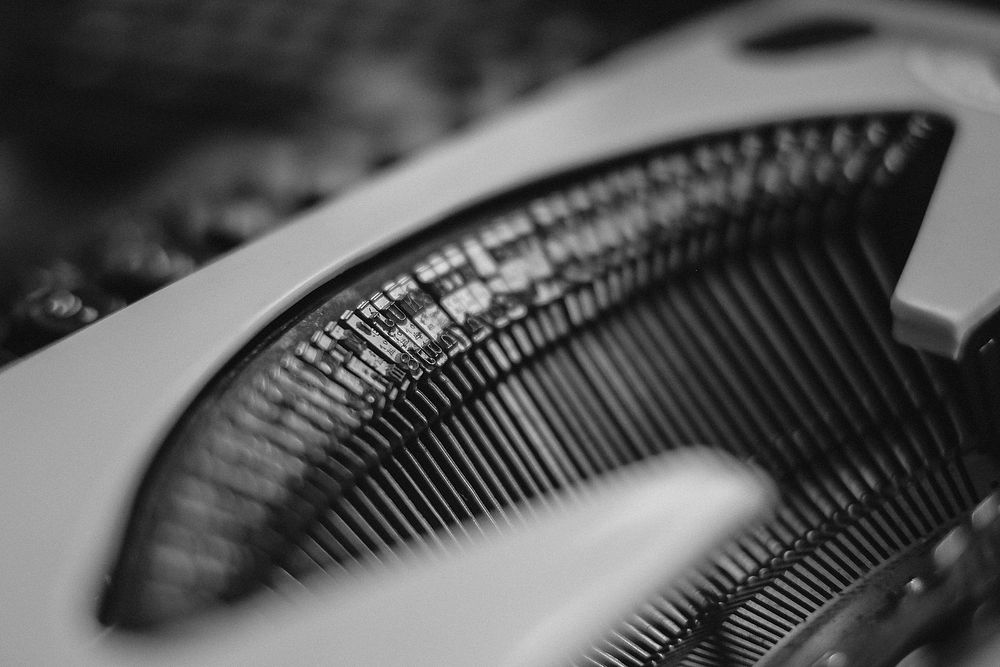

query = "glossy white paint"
(89, 454), (770, 667)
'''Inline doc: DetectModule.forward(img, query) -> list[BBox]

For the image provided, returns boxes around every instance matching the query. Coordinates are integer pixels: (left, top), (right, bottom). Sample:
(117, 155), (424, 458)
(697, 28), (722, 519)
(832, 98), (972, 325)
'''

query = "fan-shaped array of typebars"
(102, 112), (994, 666)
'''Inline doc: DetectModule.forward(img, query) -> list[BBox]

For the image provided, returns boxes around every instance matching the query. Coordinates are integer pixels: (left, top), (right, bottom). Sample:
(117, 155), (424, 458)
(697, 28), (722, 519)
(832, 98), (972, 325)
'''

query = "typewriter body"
(3, 0), (1000, 664)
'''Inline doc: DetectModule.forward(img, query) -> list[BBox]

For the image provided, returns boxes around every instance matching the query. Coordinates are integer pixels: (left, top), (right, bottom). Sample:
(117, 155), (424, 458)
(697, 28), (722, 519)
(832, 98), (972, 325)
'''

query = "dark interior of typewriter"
(4, 2), (1000, 666)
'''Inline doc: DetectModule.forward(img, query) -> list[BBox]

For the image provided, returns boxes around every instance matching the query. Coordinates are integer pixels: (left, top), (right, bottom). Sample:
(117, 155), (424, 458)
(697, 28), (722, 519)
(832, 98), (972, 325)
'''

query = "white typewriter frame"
(1, 0), (999, 663)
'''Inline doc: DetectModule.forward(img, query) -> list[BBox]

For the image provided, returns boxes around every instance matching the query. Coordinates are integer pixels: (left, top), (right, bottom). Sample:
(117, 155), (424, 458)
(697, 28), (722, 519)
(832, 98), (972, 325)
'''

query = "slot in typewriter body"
(4, 0), (1000, 664)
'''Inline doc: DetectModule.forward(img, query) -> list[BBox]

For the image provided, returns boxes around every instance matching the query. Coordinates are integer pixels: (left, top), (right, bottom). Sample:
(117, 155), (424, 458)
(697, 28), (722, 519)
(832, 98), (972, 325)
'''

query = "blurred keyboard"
(0, 0), (725, 367)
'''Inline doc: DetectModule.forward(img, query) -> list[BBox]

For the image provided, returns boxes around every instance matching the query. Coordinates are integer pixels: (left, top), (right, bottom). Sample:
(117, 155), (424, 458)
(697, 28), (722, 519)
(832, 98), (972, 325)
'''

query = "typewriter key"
(6, 284), (124, 354)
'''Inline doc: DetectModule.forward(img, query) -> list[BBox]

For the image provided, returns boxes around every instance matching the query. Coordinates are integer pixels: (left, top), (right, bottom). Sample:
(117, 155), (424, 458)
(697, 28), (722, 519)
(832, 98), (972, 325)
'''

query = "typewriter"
(3, 0), (1000, 664)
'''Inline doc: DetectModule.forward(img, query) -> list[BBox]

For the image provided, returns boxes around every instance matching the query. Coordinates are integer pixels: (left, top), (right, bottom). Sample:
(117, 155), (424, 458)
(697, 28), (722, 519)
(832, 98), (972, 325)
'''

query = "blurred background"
(0, 0), (734, 364)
